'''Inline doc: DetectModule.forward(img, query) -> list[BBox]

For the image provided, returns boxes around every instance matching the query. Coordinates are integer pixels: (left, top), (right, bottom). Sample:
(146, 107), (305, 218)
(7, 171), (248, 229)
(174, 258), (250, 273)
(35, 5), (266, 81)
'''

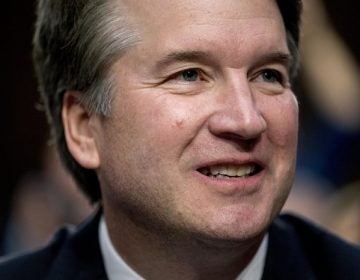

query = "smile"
(198, 164), (260, 179)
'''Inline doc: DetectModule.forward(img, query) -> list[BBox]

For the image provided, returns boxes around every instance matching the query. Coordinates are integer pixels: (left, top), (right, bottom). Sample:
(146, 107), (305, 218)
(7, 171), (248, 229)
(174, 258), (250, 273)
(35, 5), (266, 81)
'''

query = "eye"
(182, 69), (199, 81)
(251, 68), (288, 95)
(160, 67), (212, 95)
(259, 69), (283, 84)
(173, 68), (201, 82)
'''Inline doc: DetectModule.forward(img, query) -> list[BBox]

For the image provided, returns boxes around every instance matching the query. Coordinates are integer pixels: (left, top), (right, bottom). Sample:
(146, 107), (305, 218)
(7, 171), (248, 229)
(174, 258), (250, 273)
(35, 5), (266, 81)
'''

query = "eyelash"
(257, 69), (284, 84)
(170, 68), (203, 82)
(166, 67), (286, 86)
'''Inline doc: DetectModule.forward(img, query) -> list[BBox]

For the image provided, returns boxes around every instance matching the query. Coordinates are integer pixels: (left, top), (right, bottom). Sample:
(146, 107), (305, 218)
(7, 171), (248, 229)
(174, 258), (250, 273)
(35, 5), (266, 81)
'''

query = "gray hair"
(33, 0), (139, 202)
(33, 0), (302, 202)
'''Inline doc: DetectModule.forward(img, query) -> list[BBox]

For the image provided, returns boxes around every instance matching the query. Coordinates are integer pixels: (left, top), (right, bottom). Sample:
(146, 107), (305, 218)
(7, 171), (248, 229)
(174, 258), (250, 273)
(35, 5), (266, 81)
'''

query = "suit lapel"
(46, 210), (108, 280)
(261, 217), (316, 280)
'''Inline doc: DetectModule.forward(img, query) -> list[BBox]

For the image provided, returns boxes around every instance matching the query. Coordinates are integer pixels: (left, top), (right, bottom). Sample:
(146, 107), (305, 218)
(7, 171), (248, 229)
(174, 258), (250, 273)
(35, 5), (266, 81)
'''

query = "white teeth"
(209, 166), (226, 176)
(225, 166), (237, 177)
(237, 165), (256, 177)
(203, 164), (257, 178)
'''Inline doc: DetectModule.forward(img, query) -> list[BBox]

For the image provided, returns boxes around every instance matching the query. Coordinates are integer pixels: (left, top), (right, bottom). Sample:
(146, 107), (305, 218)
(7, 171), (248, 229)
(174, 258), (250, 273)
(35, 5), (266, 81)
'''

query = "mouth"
(197, 163), (262, 179)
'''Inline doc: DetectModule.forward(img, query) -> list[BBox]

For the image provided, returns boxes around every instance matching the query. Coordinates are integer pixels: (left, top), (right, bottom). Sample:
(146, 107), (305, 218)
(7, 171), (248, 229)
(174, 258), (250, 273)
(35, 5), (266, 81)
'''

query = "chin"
(188, 207), (273, 246)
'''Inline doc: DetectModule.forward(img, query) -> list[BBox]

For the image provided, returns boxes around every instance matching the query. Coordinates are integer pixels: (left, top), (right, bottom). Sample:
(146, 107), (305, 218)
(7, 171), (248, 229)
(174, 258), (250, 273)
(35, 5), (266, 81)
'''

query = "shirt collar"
(99, 216), (268, 280)
(99, 217), (145, 280)
(235, 234), (268, 280)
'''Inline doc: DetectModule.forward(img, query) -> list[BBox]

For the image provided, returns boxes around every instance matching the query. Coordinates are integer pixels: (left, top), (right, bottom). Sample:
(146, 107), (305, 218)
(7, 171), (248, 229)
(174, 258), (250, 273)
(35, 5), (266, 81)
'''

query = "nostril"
(212, 133), (262, 152)
(207, 110), (266, 142)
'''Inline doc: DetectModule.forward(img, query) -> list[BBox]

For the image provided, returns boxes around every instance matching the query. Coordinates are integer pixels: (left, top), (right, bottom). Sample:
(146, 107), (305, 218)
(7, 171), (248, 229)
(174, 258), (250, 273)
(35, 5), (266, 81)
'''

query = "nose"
(207, 76), (267, 141)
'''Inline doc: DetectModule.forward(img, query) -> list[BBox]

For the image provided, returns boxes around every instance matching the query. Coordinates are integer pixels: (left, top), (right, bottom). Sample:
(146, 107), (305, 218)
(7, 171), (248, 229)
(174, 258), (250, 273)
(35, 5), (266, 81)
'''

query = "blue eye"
(180, 69), (200, 81)
(261, 69), (282, 83)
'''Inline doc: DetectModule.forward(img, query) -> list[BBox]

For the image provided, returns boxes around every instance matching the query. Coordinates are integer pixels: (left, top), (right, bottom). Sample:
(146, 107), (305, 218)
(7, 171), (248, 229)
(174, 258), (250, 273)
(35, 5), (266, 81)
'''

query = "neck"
(103, 207), (264, 280)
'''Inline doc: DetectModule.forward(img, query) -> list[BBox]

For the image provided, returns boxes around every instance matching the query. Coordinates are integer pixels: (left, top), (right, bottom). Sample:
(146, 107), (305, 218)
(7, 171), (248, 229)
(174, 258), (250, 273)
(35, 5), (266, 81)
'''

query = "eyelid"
(251, 66), (289, 84)
(166, 67), (208, 83)
(263, 69), (283, 83)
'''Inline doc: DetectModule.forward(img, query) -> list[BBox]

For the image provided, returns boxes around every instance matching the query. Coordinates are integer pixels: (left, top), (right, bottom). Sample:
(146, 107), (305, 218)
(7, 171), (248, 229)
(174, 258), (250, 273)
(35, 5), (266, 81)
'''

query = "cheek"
(263, 94), (299, 148)
(109, 94), (205, 167)
(141, 95), (207, 142)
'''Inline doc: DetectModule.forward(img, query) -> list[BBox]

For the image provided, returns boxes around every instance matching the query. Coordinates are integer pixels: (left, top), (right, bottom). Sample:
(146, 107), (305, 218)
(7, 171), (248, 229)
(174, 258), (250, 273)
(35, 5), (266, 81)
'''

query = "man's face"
(95, 0), (298, 242)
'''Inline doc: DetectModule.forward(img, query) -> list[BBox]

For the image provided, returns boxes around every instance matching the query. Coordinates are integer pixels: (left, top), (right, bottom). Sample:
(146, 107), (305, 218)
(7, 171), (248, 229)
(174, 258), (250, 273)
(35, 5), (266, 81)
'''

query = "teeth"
(203, 164), (257, 178)
(209, 166), (226, 176)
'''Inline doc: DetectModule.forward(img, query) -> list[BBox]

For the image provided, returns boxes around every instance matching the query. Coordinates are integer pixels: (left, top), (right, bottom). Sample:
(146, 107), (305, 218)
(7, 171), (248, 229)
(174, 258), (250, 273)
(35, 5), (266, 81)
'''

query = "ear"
(62, 91), (100, 169)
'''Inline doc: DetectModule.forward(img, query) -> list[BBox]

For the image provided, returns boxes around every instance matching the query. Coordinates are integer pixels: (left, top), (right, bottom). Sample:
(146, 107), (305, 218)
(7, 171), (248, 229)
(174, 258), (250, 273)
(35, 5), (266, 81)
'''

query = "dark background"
(1, 1), (47, 253)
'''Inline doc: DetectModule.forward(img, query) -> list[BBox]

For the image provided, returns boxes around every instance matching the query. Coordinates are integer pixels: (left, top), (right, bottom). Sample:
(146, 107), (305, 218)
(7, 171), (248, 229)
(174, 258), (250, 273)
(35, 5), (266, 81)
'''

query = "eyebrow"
(252, 52), (293, 71)
(154, 50), (293, 71)
(154, 50), (216, 71)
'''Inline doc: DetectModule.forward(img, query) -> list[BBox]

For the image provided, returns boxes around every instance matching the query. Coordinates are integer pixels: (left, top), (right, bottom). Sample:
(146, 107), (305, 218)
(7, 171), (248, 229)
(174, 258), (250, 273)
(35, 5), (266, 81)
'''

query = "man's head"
(34, 0), (301, 242)
(33, 0), (301, 204)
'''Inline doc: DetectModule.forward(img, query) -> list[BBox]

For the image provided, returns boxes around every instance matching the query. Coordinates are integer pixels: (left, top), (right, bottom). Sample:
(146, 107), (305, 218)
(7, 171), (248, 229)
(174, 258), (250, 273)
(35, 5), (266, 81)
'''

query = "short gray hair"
(33, 0), (139, 202)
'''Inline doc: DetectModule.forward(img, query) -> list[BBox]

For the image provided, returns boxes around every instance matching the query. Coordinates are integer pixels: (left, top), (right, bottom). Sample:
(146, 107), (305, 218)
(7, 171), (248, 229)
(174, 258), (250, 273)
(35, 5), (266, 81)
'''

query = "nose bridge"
(226, 75), (257, 120)
(208, 72), (267, 139)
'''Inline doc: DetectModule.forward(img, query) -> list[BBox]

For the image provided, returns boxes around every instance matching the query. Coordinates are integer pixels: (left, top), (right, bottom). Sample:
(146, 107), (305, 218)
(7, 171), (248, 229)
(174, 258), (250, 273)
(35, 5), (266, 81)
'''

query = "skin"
(63, 0), (299, 278)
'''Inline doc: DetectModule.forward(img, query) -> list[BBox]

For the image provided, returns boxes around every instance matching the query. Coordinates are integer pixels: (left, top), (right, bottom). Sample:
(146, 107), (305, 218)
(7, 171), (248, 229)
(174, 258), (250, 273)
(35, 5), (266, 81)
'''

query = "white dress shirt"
(99, 217), (268, 280)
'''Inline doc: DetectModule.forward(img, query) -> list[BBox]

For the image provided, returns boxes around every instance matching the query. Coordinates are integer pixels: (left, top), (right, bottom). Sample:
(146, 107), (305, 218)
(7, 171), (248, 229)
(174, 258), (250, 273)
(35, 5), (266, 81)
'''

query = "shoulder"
(275, 214), (360, 258)
(266, 213), (360, 279)
(0, 210), (105, 280)
(0, 227), (73, 279)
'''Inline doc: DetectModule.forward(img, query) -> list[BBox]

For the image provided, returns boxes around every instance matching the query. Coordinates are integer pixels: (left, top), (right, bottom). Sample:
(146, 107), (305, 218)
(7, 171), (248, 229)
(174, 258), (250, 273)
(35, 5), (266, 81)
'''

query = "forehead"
(119, 0), (288, 66)
(121, 0), (283, 28)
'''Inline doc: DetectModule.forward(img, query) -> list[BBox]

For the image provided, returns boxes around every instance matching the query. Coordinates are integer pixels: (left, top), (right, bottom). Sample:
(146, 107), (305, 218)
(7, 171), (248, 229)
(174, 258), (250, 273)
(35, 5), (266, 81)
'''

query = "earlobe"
(62, 91), (100, 169)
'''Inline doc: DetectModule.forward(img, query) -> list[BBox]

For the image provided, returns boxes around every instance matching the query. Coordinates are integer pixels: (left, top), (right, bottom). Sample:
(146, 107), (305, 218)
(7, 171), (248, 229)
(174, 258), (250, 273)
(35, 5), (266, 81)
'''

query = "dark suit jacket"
(0, 211), (359, 280)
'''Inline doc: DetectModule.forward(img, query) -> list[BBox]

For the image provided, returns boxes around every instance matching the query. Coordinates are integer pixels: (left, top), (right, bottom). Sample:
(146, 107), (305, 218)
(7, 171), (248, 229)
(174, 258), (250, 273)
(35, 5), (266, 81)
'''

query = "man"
(0, 0), (359, 279)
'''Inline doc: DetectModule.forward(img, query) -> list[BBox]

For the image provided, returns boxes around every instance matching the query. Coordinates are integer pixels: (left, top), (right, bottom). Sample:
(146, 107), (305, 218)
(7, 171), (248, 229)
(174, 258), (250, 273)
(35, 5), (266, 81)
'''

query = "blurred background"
(0, 0), (359, 256)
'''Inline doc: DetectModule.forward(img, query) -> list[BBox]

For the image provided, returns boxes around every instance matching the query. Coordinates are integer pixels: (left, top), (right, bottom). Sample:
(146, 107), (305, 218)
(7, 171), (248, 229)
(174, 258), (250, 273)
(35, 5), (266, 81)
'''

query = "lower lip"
(192, 168), (265, 196)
